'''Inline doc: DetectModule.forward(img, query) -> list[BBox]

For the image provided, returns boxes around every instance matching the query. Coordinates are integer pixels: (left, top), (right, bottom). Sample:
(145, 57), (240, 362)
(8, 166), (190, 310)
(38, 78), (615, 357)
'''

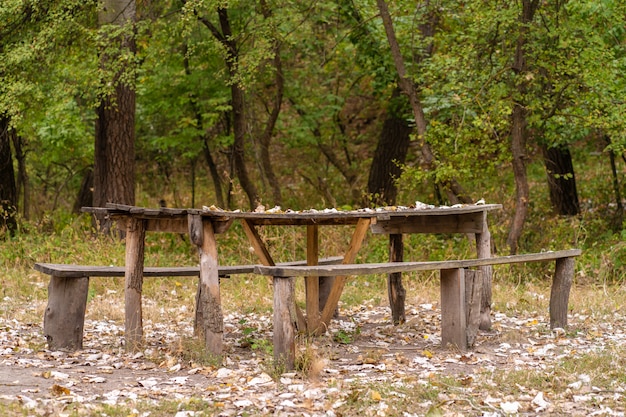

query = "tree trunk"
(94, 0), (136, 230)
(506, 0), (539, 254)
(367, 110), (411, 206)
(0, 117), (17, 236)
(375, 0), (471, 204)
(257, 0), (283, 207)
(541, 144), (580, 216)
(11, 133), (28, 219)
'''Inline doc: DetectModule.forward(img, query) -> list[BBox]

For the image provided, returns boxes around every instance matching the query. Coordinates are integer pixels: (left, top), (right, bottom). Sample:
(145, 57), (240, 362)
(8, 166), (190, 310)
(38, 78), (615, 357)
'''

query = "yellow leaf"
(50, 384), (70, 396)
(422, 350), (433, 358)
(371, 390), (382, 402)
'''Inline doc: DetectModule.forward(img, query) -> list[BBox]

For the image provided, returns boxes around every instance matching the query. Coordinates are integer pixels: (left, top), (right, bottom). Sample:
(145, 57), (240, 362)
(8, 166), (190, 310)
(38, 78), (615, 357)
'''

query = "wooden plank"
(370, 212), (484, 234)
(124, 218), (146, 351)
(319, 217), (372, 326)
(273, 276), (296, 370)
(192, 216), (223, 355)
(34, 257), (345, 278)
(44, 275), (89, 351)
(440, 268), (467, 350)
(464, 269), (483, 348)
(306, 225), (320, 334)
(254, 249), (582, 277)
(475, 210), (493, 330)
(550, 257), (575, 329)
(388, 234), (406, 325)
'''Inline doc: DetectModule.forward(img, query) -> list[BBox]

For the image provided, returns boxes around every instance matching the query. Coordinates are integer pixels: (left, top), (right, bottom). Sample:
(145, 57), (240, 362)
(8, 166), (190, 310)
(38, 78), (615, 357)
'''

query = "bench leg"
(273, 276), (296, 370)
(464, 269), (483, 348)
(44, 275), (89, 350)
(440, 268), (467, 350)
(550, 257), (575, 329)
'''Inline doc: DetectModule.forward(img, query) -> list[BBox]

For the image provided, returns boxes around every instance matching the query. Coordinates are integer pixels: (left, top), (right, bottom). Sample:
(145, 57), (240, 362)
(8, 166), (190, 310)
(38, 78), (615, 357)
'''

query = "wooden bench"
(35, 257), (342, 351)
(254, 249), (581, 367)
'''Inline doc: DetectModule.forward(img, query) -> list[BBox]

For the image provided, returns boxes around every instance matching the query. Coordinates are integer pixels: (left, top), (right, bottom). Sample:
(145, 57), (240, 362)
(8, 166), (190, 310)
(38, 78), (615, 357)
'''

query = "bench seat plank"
(35, 256), (344, 279)
(254, 249), (582, 277)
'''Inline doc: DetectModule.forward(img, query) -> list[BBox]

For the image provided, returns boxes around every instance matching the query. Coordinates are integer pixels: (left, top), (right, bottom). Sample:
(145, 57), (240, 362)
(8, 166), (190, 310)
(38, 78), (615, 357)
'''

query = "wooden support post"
(475, 211), (493, 330)
(550, 257), (574, 329)
(189, 215), (223, 355)
(273, 276), (296, 370)
(306, 225), (320, 334)
(464, 269), (483, 348)
(388, 234), (406, 325)
(125, 217), (146, 351)
(320, 218), (371, 327)
(44, 275), (89, 350)
(440, 268), (467, 350)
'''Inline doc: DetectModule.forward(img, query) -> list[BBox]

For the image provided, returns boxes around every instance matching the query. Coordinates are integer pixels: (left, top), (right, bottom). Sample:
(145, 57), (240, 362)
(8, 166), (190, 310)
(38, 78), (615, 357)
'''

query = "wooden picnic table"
(83, 202), (501, 355)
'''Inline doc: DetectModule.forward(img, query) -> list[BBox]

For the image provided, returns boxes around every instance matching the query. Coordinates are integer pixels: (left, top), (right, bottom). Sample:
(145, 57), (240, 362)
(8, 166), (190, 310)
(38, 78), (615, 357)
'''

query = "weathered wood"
(273, 276), (296, 370)
(34, 257), (344, 279)
(193, 216), (223, 355)
(319, 217), (372, 326)
(254, 250), (582, 277)
(464, 269), (483, 348)
(550, 257), (575, 329)
(371, 212), (484, 234)
(475, 211), (493, 330)
(388, 234), (406, 325)
(44, 275), (89, 350)
(188, 213), (204, 246)
(124, 218), (146, 351)
(440, 268), (467, 350)
(306, 225), (320, 334)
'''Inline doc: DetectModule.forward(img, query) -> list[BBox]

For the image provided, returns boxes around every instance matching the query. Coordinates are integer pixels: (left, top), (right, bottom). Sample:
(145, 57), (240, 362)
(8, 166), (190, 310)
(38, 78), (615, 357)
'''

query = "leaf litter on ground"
(1, 295), (626, 416)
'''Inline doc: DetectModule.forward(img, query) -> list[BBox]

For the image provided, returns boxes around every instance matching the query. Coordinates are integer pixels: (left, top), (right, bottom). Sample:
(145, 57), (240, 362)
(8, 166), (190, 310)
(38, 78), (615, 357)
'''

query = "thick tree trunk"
(0, 117), (17, 235)
(94, 0), (136, 231)
(541, 144), (580, 216)
(367, 111), (411, 206)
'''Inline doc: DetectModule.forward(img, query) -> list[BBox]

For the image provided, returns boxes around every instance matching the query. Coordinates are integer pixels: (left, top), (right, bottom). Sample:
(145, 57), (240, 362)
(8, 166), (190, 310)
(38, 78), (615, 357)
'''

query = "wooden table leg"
(320, 218), (371, 327)
(306, 225), (320, 334)
(189, 215), (223, 355)
(440, 268), (467, 350)
(475, 211), (493, 330)
(388, 234), (406, 325)
(125, 217), (146, 351)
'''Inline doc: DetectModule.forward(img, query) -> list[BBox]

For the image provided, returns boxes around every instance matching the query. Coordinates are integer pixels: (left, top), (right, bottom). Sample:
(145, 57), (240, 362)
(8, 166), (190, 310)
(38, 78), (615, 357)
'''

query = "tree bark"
(375, 0), (471, 204)
(0, 117), (17, 236)
(94, 0), (136, 231)
(367, 110), (411, 206)
(541, 144), (580, 216)
(11, 133), (28, 219)
(257, 0), (283, 207)
(506, 0), (540, 254)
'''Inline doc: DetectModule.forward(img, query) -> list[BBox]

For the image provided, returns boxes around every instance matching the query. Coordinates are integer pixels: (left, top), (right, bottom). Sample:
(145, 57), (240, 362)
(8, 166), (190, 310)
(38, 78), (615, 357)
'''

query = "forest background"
(1, 0), (626, 267)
